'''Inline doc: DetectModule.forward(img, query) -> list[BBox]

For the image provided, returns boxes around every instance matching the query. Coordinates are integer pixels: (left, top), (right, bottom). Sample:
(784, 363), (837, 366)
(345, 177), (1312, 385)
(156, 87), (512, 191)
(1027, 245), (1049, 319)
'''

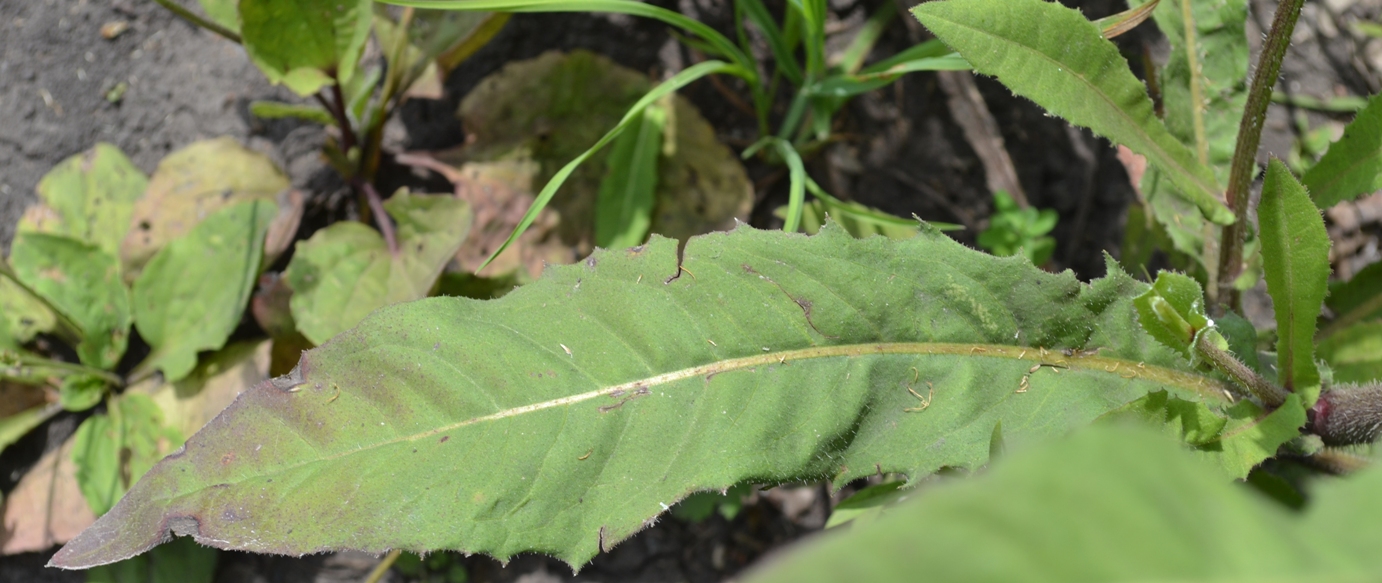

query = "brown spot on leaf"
(439, 435), (450, 443)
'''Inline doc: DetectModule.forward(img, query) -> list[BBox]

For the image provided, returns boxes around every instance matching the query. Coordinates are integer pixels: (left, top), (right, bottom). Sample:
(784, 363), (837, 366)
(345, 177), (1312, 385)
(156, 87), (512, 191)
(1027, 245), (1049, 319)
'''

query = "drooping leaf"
(132, 200), (277, 383)
(19, 143), (148, 257)
(120, 137), (291, 280)
(1317, 321), (1382, 383)
(51, 223), (1232, 570)
(71, 393), (185, 517)
(595, 101), (666, 249)
(284, 191), (472, 345)
(912, 0), (1233, 225)
(238, 0), (373, 96)
(1302, 94), (1382, 208)
(741, 425), (1382, 583)
(10, 234), (131, 369)
(1259, 160), (1331, 392)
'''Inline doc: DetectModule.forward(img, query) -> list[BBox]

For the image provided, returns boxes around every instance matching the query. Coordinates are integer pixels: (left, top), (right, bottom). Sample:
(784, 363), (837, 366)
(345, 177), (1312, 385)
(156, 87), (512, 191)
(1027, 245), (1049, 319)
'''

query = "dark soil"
(3, 0), (1381, 581)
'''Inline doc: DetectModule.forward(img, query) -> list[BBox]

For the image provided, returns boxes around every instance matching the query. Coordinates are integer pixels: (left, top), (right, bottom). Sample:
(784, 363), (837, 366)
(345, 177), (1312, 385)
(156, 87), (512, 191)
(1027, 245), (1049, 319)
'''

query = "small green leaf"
(824, 481), (907, 529)
(248, 101), (336, 126)
(10, 234), (131, 370)
(20, 143), (148, 257)
(913, 0), (1232, 225)
(1134, 272), (1211, 359)
(59, 375), (107, 412)
(239, 0), (373, 96)
(285, 192), (471, 345)
(1259, 160), (1331, 392)
(743, 424), (1370, 583)
(133, 200), (277, 383)
(1317, 321), (1382, 383)
(1302, 94), (1382, 208)
(1215, 311), (1262, 374)
(71, 393), (184, 517)
(595, 102), (666, 249)
(1102, 390), (1227, 446)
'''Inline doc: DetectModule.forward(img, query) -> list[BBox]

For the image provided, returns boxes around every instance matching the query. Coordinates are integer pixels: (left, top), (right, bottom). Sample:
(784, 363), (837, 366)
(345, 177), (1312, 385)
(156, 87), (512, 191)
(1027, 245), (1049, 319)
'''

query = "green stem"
(2, 350), (123, 388)
(151, 0), (242, 44)
(1215, 0), (1306, 313)
(1194, 334), (1288, 407)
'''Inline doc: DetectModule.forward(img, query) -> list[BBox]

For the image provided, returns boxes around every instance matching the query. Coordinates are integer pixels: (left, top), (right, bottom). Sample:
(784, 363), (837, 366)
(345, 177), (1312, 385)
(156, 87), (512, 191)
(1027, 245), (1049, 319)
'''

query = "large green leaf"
(912, 0), (1232, 225)
(132, 200), (277, 383)
(742, 425), (1382, 583)
(19, 143), (148, 257)
(285, 192), (471, 345)
(1302, 94), (1382, 208)
(1259, 160), (1330, 393)
(50, 223), (1232, 570)
(239, 0), (373, 96)
(10, 234), (131, 370)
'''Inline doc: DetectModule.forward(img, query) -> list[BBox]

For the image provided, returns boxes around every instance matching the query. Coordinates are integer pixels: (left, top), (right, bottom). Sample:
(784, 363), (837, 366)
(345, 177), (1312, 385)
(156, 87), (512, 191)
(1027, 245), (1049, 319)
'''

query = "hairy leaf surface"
(132, 201), (276, 383)
(285, 192), (471, 345)
(913, 0), (1232, 225)
(52, 224), (1231, 569)
(743, 426), (1382, 583)
(1259, 160), (1330, 393)
(1302, 94), (1382, 208)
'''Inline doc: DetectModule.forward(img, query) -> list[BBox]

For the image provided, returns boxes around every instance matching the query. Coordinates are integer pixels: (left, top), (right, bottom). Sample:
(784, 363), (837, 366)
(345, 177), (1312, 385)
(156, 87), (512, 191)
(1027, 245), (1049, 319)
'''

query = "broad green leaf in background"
(0, 274), (56, 347)
(239, 0), (373, 96)
(197, 0), (240, 34)
(1317, 321), (1382, 384)
(1324, 260), (1382, 338)
(1259, 160), (1330, 393)
(134, 341), (272, 439)
(60, 375), (107, 412)
(51, 223), (1233, 570)
(10, 234), (131, 370)
(1302, 94), (1382, 208)
(71, 393), (185, 517)
(595, 101), (666, 249)
(913, 0), (1233, 225)
(19, 143), (148, 257)
(285, 192), (471, 345)
(120, 137), (291, 280)
(132, 200), (277, 383)
(742, 426), (1382, 583)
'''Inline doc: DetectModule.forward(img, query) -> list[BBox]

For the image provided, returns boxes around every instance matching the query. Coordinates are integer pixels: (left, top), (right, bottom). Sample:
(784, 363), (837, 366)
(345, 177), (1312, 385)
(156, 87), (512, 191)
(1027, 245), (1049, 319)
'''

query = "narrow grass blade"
(476, 60), (743, 271)
(740, 0), (803, 84)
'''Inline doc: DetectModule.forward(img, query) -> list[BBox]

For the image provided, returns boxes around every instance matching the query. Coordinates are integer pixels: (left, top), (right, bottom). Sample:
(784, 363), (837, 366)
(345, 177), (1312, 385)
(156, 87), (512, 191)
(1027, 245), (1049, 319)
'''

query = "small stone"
(100, 20), (129, 40)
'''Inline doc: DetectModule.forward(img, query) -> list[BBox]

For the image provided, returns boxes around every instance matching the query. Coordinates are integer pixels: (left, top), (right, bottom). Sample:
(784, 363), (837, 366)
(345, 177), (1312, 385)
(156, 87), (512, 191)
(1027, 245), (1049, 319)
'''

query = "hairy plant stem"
(1194, 334), (1289, 407)
(1215, 0), (1306, 313)
(151, 0), (242, 43)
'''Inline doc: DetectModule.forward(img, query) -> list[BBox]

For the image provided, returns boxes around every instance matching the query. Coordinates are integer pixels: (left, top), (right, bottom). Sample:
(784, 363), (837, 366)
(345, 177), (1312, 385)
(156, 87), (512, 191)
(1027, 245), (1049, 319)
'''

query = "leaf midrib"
(922, 10), (1221, 202)
(155, 342), (1229, 502)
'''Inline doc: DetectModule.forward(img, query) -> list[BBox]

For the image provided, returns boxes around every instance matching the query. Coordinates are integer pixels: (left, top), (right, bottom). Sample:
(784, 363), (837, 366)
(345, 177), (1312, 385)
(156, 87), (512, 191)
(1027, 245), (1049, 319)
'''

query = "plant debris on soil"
(5, 0), (1382, 581)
